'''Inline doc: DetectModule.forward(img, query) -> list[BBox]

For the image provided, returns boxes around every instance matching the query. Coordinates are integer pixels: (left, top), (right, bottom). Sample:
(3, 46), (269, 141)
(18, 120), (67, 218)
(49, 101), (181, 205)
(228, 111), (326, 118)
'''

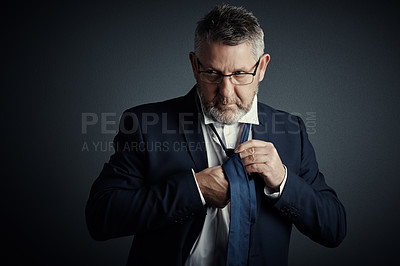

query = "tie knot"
(225, 149), (235, 157)
(209, 123), (250, 158)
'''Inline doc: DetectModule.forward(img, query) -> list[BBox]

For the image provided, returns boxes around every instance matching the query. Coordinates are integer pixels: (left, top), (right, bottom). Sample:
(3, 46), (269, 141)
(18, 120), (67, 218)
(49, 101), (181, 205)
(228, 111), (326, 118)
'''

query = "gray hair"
(194, 4), (264, 60)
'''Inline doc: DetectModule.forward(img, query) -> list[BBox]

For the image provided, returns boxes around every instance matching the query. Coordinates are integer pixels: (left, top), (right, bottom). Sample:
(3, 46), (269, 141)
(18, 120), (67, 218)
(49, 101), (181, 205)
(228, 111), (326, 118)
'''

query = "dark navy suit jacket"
(86, 87), (346, 266)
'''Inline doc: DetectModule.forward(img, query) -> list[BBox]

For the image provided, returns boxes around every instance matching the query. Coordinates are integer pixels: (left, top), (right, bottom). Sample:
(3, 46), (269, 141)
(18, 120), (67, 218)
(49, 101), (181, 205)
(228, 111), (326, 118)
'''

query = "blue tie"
(209, 124), (257, 266)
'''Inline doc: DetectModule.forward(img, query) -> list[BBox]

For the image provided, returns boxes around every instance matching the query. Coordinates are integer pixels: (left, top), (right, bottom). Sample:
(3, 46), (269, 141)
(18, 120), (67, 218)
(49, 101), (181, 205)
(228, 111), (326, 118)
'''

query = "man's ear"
(189, 52), (198, 80)
(258, 53), (271, 82)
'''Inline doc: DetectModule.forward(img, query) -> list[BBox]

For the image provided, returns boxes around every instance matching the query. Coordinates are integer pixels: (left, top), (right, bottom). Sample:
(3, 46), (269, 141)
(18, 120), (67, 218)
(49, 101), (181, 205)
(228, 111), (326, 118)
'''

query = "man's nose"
(218, 76), (235, 98)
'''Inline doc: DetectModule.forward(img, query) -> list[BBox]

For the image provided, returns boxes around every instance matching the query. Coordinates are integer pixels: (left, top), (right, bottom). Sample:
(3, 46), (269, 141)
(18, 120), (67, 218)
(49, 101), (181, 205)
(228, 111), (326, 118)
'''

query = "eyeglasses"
(196, 57), (260, 85)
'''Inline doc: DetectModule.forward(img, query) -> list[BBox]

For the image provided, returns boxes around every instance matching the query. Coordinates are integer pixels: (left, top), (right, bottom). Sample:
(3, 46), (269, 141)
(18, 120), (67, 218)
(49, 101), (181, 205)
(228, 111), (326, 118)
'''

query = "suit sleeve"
(273, 116), (347, 247)
(85, 110), (206, 241)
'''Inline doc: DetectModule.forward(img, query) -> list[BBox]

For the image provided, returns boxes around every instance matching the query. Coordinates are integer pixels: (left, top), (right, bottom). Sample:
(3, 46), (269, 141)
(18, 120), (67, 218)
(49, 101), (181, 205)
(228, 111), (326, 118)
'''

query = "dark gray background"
(3, 0), (400, 265)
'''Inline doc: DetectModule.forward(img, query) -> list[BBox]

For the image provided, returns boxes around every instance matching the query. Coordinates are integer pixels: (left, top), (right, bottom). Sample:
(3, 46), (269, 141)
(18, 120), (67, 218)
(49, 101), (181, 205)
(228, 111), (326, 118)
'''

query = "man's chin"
(212, 109), (244, 124)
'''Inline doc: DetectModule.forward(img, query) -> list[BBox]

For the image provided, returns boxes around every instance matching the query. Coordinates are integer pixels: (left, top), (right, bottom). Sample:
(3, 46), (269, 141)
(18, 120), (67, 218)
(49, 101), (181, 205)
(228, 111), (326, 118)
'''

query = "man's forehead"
(199, 41), (254, 68)
(200, 41), (252, 54)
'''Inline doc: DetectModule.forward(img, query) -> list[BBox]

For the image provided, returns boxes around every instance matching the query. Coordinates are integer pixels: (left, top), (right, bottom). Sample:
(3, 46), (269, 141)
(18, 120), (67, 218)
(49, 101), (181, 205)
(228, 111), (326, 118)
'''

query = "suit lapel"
(252, 103), (271, 142)
(180, 87), (208, 172)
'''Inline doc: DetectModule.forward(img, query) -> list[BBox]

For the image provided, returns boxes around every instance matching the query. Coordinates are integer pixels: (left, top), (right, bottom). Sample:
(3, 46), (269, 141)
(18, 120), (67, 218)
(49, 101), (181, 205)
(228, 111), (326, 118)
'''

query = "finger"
(235, 140), (274, 153)
(239, 147), (271, 159)
(241, 154), (270, 167)
(245, 163), (270, 176)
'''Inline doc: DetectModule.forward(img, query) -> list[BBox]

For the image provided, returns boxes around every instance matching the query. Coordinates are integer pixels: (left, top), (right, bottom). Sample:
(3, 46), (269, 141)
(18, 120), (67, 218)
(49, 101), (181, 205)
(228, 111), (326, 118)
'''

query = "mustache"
(211, 96), (242, 107)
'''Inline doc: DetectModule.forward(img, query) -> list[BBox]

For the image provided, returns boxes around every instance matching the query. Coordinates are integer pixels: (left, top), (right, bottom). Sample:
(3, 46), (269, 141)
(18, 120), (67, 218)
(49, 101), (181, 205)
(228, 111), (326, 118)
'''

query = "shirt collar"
(198, 93), (260, 126)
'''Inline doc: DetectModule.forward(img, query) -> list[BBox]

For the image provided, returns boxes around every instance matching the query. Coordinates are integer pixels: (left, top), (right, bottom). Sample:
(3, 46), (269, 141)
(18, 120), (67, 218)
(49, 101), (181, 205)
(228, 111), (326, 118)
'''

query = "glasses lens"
(231, 74), (254, 85)
(200, 73), (221, 84)
(199, 73), (254, 85)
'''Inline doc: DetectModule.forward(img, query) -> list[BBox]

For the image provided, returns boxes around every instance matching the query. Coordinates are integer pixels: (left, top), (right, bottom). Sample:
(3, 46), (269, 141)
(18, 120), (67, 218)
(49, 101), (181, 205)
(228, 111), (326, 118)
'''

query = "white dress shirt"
(185, 95), (287, 266)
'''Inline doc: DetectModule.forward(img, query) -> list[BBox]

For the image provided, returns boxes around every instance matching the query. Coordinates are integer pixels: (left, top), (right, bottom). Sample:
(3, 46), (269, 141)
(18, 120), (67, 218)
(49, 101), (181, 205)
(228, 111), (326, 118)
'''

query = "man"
(86, 4), (346, 266)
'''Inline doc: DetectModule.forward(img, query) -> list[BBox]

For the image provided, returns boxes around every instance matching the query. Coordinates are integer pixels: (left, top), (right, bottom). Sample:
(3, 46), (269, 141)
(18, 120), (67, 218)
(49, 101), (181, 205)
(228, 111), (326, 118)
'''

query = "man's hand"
(235, 140), (285, 191)
(194, 166), (229, 208)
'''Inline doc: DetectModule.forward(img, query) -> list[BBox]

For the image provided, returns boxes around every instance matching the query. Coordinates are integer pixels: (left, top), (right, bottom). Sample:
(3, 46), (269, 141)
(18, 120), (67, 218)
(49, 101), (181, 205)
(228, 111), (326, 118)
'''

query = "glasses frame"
(196, 57), (260, 85)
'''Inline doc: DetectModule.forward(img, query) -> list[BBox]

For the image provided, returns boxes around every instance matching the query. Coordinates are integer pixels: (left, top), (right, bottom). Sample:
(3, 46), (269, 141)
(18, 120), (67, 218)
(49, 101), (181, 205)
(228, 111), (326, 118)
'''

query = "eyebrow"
(200, 61), (253, 73)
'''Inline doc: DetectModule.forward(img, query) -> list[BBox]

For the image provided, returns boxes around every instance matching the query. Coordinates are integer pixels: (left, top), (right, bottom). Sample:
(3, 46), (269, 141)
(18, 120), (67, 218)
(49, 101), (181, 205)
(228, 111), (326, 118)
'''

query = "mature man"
(86, 4), (346, 266)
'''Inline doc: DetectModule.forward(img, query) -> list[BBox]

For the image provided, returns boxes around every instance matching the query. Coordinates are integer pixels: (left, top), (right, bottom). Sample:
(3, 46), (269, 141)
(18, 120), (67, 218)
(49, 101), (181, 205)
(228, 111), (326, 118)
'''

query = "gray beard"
(197, 83), (258, 125)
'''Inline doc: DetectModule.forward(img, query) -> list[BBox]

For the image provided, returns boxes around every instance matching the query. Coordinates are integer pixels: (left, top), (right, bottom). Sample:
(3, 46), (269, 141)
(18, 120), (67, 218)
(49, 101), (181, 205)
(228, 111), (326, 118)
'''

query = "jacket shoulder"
(257, 102), (299, 122)
(124, 94), (188, 115)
